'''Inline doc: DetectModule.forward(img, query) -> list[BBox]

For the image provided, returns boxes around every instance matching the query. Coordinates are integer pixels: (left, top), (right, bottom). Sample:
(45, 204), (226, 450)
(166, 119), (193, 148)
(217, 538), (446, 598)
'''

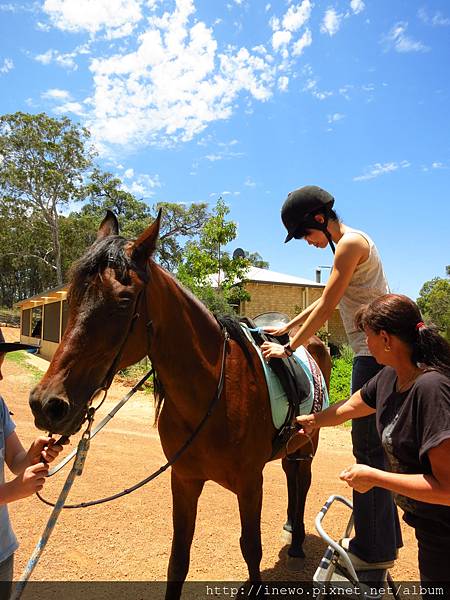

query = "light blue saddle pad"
(241, 325), (329, 429)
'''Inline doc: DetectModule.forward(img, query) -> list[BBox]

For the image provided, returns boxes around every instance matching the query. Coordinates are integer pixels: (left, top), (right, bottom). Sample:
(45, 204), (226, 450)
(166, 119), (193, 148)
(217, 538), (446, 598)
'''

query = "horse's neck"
(145, 262), (222, 383)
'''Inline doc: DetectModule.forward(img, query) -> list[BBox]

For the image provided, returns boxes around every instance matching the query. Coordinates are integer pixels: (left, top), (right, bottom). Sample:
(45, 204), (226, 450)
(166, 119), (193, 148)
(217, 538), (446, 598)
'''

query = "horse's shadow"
(261, 532), (326, 582)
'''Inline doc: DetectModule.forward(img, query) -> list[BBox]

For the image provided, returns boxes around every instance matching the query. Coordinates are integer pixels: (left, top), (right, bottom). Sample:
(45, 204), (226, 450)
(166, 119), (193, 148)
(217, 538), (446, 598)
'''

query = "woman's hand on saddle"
(261, 341), (287, 359)
(296, 414), (318, 435)
(339, 464), (377, 494)
(263, 325), (289, 337)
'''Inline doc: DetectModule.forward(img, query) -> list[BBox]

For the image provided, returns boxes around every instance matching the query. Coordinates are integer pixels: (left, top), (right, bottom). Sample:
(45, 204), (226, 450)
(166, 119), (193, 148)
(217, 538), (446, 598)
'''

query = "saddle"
(239, 317), (312, 458)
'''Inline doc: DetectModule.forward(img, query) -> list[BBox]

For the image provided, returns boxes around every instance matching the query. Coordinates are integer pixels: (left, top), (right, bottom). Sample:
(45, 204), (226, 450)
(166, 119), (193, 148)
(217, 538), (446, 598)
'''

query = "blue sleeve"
(0, 396), (16, 439)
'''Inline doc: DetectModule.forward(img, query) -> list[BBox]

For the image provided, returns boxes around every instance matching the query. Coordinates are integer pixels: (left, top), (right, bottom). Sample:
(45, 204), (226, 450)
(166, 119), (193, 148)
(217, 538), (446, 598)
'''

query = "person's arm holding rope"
(1, 432), (64, 503)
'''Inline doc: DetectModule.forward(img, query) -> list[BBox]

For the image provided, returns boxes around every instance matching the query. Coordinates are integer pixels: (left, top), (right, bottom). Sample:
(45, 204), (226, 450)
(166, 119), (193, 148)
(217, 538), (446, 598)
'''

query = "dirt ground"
(1, 327), (419, 598)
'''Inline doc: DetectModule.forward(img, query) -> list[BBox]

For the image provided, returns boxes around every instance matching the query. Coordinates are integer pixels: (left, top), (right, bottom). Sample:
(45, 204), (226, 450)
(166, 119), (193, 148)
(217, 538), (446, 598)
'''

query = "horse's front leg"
(282, 431), (319, 558)
(237, 473), (264, 583)
(165, 470), (205, 600)
(282, 455), (310, 558)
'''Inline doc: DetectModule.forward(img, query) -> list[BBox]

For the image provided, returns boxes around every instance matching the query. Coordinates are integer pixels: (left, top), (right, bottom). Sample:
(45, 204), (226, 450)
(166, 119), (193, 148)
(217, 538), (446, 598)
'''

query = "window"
(43, 302), (61, 343)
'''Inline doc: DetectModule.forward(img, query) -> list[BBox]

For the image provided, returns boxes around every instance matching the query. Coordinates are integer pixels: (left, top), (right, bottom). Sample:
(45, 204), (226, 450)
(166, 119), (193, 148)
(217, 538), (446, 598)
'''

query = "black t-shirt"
(360, 367), (450, 538)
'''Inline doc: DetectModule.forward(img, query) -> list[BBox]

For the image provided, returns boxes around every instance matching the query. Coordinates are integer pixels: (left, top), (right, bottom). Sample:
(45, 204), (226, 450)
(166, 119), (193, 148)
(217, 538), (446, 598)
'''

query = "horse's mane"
(67, 236), (256, 424)
(68, 236), (131, 305)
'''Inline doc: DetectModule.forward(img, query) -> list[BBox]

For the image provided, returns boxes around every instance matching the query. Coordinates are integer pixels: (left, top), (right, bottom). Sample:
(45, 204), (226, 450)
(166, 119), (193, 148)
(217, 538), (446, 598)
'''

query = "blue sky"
(1, 0), (449, 299)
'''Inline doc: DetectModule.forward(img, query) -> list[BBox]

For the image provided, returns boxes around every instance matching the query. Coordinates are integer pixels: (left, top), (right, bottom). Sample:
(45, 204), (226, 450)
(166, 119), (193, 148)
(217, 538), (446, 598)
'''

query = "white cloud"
(292, 28), (312, 56)
(0, 3), (36, 12)
(43, 0), (143, 38)
(41, 88), (71, 100)
(327, 112), (345, 123)
(35, 45), (90, 70)
(54, 101), (86, 116)
(0, 58), (13, 74)
(321, 8), (342, 36)
(272, 29), (292, 51)
(418, 8), (450, 27)
(278, 76), (289, 91)
(270, 1), (312, 59)
(302, 66), (333, 100)
(382, 22), (430, 53)
(86, 0), (277, 150)
(121, 172), (161, 198)
(421, 161), (448, 172)
(350, 0), (365, 15)
(282, 0), (312, 32)
(244, 177), (256, 187)
(353, 160), (410, 181)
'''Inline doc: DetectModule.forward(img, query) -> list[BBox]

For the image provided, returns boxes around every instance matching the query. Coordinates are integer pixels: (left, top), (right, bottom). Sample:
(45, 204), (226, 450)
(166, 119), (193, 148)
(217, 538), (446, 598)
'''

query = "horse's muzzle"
(29, 389), (71, 433)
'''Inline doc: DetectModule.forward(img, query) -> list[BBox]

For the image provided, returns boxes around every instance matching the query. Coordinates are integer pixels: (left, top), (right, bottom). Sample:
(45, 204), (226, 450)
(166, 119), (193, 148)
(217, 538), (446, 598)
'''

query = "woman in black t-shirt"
(297, 294), (450, 583)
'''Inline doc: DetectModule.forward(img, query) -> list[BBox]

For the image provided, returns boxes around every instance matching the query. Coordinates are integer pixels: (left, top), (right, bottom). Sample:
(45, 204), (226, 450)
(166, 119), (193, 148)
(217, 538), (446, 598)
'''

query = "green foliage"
(316, 327), (331, 345)
(246, 251), (269, 269)
(417, 268), (450, 340)
(329, 344), (354, 405)
(5, 351), (44, 384)
(0, 112), (212, 306)
(117, 357), (154, 393)
(0, 112), (95, 285)
(177, 198), (251, 312)
(156, 201), (210, 272)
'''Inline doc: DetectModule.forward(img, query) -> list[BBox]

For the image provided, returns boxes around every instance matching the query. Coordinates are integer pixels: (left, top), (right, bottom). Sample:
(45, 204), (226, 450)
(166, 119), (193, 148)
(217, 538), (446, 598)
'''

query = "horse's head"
(29, 210), (161, 436)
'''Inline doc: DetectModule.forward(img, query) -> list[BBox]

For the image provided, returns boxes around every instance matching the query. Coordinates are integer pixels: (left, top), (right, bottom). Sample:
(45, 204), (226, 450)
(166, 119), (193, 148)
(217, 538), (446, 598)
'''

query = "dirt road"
(1, 327), (419, 598)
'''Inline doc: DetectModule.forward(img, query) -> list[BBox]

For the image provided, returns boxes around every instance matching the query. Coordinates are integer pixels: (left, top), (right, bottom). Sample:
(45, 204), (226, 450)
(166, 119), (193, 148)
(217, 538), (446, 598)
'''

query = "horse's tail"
(216, 314), (256, 372)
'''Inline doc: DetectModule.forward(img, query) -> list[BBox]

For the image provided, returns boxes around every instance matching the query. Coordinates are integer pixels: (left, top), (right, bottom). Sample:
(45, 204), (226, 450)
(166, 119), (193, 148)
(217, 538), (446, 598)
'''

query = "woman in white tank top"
(262, 186), (402, 570)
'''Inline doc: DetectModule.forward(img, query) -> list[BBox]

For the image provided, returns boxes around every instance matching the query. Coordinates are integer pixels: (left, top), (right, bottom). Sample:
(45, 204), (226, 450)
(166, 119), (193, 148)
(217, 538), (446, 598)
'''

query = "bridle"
(38, 262), (230, 509)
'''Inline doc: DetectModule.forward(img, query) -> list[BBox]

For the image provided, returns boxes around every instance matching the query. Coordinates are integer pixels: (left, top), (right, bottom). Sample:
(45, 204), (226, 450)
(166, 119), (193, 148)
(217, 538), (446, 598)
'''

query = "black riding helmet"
(281, 185), (336, 253)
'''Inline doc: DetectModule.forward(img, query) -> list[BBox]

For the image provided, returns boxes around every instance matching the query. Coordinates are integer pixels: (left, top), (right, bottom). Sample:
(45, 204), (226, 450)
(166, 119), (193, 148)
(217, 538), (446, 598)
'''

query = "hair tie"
(416, 321), (425, 331)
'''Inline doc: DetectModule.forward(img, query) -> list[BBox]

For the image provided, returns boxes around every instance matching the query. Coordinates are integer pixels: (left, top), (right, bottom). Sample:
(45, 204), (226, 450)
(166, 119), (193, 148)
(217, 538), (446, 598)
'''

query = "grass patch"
(329, 344), (354, 406)
(116, 358), (154, 393)
(5, 351), (45, 384)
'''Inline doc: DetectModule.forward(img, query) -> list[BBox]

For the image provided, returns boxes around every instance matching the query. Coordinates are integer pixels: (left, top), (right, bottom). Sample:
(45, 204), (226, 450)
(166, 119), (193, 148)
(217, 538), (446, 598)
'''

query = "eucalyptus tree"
(0, 112), (95, 285)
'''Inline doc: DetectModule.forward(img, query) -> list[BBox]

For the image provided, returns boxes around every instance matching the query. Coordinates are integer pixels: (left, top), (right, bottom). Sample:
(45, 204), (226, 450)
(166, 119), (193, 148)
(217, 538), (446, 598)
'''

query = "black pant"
(349, 356), (402, 562)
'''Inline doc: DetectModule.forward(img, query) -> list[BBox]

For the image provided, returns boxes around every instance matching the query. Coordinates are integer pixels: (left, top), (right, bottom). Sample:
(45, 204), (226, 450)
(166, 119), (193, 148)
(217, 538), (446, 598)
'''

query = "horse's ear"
(132, 209), (162, 264)
(97, 210), (119, 239)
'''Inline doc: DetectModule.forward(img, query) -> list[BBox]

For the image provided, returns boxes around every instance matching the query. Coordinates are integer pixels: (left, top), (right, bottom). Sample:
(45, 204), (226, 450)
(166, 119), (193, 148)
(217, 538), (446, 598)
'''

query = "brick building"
(237, 267), (347, 348)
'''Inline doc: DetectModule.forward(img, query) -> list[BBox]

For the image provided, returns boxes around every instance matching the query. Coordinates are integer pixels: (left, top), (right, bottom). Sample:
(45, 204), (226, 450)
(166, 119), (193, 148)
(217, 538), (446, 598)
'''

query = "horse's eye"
(118, 292), (134, 308)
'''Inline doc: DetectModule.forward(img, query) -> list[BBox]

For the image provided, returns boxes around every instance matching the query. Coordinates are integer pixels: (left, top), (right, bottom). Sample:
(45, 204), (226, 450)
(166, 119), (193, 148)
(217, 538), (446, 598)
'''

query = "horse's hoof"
(283, 520), (293, 533)
(288, 547), (305, 559)
(286, 553), (305, 571)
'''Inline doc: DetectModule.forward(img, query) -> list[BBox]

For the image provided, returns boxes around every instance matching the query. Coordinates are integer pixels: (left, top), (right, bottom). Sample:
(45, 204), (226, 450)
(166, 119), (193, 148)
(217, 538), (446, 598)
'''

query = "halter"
(38, 262), (230, 509)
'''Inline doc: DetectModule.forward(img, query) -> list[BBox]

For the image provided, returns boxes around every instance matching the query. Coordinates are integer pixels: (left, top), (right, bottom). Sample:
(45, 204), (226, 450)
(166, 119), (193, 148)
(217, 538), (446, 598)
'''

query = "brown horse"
(29, 211), (331, 599)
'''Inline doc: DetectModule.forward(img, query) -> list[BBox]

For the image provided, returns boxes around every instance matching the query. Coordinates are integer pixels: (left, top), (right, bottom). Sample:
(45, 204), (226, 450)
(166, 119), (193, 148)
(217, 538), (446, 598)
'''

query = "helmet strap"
(314, 213), (335, 254)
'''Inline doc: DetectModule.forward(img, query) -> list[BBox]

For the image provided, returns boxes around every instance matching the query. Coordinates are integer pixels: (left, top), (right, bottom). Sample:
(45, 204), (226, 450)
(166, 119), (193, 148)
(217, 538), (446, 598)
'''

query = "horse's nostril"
(42, 397), (70, 422)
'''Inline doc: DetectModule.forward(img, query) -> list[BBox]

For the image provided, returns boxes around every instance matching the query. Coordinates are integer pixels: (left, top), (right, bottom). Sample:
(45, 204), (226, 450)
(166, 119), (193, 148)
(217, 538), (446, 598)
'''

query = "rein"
(37, 327), (229, 509)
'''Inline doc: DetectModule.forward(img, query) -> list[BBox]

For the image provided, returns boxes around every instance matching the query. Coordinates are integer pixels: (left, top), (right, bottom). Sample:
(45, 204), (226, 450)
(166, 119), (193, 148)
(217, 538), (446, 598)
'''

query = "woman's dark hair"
(355, 293), (450, 377)
(328, 208), (339, 221)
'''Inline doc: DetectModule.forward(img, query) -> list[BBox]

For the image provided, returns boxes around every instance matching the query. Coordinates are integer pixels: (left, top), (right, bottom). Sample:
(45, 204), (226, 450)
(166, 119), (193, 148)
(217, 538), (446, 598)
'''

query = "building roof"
(15, 284), (68, 307)
(244, 266), (324, 287)
(209, 266), (325, 288)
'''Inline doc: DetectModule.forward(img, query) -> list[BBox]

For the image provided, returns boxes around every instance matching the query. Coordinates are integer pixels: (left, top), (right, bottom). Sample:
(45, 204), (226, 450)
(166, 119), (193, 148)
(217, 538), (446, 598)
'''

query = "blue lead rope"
(10, 435), (91, 600)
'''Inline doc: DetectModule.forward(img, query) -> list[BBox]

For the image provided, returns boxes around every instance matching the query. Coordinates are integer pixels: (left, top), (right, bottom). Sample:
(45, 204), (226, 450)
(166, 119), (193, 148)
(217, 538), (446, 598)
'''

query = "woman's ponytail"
(413, 324), (450, 376)
(356, 294), (450, 377)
